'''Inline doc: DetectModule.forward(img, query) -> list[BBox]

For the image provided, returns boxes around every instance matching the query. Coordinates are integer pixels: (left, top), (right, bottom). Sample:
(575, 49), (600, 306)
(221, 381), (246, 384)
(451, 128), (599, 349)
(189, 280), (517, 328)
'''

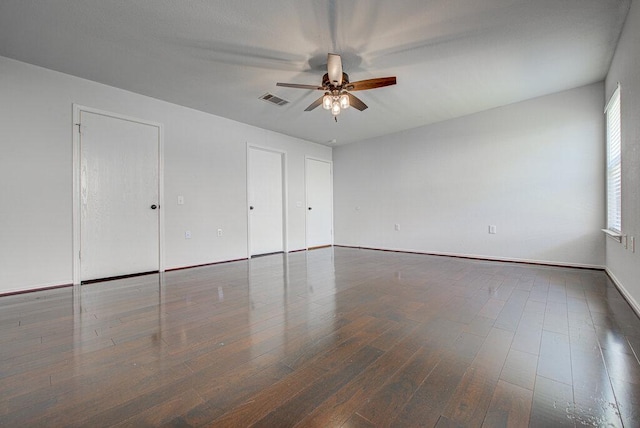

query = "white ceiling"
(0, 0), (630, 146)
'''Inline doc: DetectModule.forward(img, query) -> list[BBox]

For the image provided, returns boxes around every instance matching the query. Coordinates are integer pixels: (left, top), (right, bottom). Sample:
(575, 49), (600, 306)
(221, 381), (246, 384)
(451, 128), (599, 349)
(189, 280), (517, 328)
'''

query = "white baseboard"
(337, 245), (605, 270)
(0, 280), (73, 296)
(605, 267), (640, 319)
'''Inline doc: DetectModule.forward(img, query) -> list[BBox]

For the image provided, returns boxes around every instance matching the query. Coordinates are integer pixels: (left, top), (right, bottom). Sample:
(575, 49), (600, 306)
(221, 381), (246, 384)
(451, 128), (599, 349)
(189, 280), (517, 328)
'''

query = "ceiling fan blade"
(347, 76), (397, 91)
(327, 53), (343, 86)
(276, 82), (324, 90)
(347, 93), (368, 111)
(304, 96), (324, 111)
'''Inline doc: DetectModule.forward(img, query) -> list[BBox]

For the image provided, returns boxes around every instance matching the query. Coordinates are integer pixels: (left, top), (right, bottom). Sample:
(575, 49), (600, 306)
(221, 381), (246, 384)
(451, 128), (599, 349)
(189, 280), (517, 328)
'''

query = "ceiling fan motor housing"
(322, 72), (350, 91)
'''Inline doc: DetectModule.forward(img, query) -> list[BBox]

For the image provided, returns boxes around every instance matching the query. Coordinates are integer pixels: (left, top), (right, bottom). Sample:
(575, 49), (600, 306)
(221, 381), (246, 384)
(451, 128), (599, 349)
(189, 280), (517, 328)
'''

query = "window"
(605, 84), (621, 234)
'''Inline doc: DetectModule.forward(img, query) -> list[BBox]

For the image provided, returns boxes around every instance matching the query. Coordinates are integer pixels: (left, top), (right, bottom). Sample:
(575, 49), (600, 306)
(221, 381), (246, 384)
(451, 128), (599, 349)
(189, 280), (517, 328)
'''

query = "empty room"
(1, 1), (639, 426)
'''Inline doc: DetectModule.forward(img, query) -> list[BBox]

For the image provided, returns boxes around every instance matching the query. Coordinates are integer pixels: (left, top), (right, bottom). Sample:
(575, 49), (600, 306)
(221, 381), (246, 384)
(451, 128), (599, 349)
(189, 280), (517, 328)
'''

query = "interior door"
(305, 158), (333, 248)
(248, 147), (284, 256)
(80, 110), (160, 281)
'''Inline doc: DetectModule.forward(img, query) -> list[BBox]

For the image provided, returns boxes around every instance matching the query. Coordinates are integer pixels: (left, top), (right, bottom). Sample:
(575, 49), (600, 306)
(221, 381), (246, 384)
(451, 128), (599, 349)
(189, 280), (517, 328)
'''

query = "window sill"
(602, 229), (622, 242)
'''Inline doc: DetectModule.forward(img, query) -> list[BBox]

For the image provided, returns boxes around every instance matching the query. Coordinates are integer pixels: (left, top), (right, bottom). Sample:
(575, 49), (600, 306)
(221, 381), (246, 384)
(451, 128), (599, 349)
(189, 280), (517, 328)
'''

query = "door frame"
(72, 104), (165, 285)
(246, 144), (288, 258)
(304, 156), (334, 249)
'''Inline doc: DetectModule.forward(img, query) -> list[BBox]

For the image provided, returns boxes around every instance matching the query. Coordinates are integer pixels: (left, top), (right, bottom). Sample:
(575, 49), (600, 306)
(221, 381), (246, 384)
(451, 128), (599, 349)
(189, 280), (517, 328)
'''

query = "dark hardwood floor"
(1, 247), (639, 427)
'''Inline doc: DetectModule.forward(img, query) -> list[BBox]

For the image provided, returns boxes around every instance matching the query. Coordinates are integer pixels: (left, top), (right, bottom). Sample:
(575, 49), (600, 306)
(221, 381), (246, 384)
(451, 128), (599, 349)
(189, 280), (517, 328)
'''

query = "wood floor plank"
(294, 320), (448, 427)
(610, 377), (640, 427)
(600, 346), (640, 385)
(0, 247), (637, 427)
(463, 315), (495, 338)
(494, 290), (529, 331)
(529, 375), (574, 427)
(481, 380), (532, 427)
(441, 328), (514, 426)
(537, 330), (572, 386)
(341, 412), (376, 428)
(252, 345), (384, 427)
(181, 358), (292, 426)
(499, 348), (537, 391)
(185, 353), (326, 426)
(107, 386), (205, 428)
(391, 332), (485, 427)
(354, 341), (444, 425)
(477, 298), (506, 320)
(572, 384), (622, 427)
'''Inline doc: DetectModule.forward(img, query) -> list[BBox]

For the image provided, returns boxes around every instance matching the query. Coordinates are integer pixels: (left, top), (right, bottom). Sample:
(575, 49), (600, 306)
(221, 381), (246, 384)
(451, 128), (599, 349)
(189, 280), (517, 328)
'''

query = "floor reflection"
(248, 250), (338, 360)
(71, 272), (166, 368)
(2, 247), (639, 426)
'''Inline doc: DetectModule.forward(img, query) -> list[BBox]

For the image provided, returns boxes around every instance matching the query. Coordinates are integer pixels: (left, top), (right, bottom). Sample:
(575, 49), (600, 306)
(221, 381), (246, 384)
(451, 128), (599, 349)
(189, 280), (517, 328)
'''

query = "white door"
(306, 158), (333, 248)
(248, 147), (284, 256)
(80, 110), (160, 281)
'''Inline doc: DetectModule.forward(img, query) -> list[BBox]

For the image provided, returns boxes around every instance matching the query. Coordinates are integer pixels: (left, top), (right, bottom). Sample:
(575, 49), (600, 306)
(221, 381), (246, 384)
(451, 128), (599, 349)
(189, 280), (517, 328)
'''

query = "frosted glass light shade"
(339, 94), (350, 109)
(322, 94), (332, 110)
(331, 101), (341, 115)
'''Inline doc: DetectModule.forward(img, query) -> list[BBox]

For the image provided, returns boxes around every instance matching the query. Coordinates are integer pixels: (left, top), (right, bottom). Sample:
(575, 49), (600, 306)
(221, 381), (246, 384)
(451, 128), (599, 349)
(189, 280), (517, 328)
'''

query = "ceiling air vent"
(259, 93), (289, 106)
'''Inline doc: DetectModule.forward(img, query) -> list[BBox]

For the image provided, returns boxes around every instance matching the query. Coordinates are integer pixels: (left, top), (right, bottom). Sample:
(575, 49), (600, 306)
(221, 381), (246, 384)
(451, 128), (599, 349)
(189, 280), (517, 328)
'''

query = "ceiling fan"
(276, 53), (396, 119)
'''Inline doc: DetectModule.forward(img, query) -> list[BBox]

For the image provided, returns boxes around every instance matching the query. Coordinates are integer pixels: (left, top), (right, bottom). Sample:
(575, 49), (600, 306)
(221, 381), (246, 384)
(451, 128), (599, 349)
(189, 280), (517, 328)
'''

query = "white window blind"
(605, 84), (621, 234)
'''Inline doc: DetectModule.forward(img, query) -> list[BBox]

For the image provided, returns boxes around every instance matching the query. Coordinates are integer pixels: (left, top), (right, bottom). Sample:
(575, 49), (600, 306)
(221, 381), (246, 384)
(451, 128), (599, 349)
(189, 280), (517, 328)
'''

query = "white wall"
(605, 0), (640, 313)
(0, 56), (331, 294)
(334, 83), (605, 268)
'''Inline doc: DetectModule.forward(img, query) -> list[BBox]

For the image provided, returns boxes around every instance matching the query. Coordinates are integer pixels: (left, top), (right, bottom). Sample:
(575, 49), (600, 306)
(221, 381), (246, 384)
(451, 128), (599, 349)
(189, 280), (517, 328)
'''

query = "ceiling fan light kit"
(322, 93), (350, 115)
(277, 53), (396, 120)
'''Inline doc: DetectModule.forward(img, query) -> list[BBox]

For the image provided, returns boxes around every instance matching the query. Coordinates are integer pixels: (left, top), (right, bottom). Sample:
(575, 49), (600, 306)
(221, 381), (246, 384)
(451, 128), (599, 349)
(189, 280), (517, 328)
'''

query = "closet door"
(79, 110), (160, 281)
(248, 147), (284, 256)
(305, 158), (333, 248)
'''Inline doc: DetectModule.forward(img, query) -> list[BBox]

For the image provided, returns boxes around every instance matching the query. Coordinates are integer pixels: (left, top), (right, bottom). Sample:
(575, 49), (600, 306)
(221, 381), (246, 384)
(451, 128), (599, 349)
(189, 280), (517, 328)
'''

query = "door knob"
(150, 204), (158, 210)
(249, 206), (254, 210)
(308, 207), (312, 210)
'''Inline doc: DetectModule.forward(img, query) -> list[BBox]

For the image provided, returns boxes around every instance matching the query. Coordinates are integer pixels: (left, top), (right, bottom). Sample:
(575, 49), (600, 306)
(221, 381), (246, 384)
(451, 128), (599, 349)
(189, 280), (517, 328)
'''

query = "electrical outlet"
(177, 195), (184, 205)
(630, 236), (635, 253)
(217, 228), (223, 237)
(394, 224), (400, 231)
(185, 230), (191, 239)
(489, 225), (497, 234)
